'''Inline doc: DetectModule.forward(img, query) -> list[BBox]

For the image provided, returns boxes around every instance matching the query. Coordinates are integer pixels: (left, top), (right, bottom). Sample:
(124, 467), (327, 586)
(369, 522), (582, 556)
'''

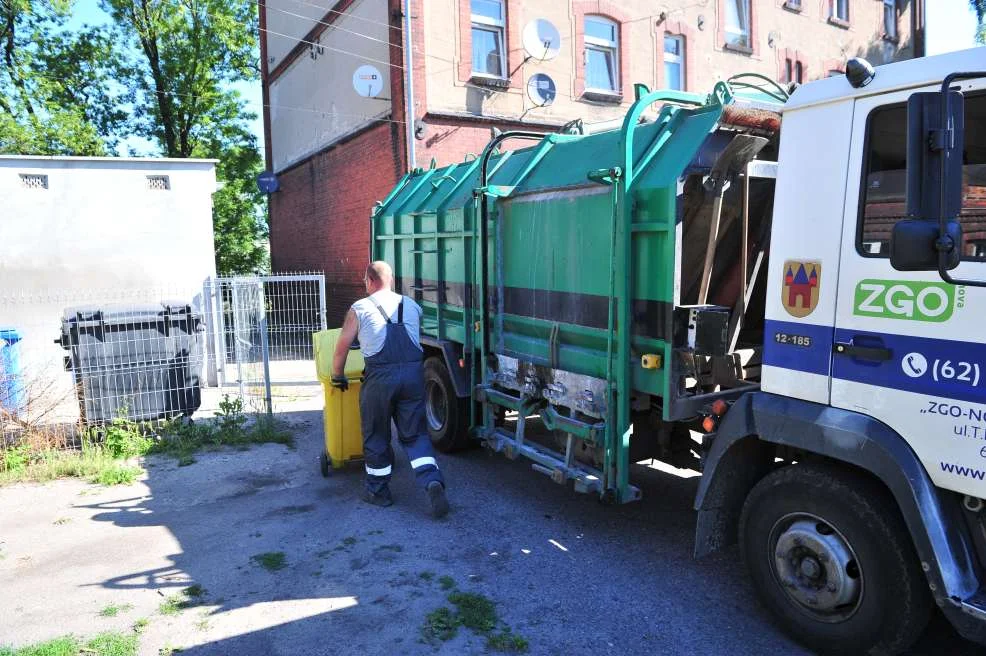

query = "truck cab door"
(831, 85), (986, 498)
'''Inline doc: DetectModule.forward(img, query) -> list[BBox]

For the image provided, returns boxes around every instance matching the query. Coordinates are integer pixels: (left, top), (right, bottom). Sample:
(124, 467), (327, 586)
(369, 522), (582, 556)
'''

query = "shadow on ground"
(66, 406), (979, 656)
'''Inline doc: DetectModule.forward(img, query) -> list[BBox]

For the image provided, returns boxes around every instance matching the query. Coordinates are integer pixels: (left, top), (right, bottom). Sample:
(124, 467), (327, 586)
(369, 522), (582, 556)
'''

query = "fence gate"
(206, 273), (326, 413)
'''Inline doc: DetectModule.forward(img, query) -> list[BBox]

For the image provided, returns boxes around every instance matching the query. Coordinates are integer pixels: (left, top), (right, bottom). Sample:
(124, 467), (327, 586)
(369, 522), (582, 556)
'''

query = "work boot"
(362, 487), (393, 507)
(426, 481), (449, 518)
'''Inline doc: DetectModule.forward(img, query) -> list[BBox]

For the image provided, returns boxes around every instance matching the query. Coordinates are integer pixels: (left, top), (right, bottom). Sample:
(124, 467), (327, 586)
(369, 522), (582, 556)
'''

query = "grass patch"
(448, 592), (496, 633)
(251, 551), (287, 572)
(419, 571), (434, 581)
(421, 607), (459, 643)
(341, 536), (357, 547)
(99, 603), (133, 618)
(150, 396), (293, 465)
(158, 585), (206, 616)
(131, 618), (149, 634)
(438, 575), (455, 591)
(419, 592), (527, 652)
(0, 442), (142, 487)
(487, 629), (529, 653)
(53, 517), (71, 526)
(0, 631), (138, 656)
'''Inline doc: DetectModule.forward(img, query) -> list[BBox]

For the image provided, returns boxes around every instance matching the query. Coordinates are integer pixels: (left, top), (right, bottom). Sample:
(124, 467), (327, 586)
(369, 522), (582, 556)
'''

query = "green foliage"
(0, 631), (137, 656)
(973, 1), (986, 44)
(251, 551), (287, 572)
(486, 629), (529, 653)
(447, 592), (497, 633)
(438, 575), (456, 591)
(102, 412), (153, 460)
(421, 607), (459, 643)
(131, 618), (149, 634)
(99, 603), (133, 618)
(158, 586), (204, 616)
(0, 439), (141, 486)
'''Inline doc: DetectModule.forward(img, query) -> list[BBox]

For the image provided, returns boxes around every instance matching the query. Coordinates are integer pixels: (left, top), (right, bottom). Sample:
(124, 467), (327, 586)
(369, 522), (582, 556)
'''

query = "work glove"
(330, 375), (349, 392)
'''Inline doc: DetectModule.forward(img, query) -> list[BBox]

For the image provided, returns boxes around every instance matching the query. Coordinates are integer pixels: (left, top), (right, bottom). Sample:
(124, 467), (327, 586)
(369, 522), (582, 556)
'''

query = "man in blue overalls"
(331, 261), (449, 518)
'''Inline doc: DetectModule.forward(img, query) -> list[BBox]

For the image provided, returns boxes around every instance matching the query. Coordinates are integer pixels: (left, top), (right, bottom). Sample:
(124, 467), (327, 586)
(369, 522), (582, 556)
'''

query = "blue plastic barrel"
(0, 328), (25, 416)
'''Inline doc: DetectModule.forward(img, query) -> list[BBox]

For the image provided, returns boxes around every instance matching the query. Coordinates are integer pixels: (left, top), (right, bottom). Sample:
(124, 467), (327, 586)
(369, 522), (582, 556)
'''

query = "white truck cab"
(696, 46), (986, 654)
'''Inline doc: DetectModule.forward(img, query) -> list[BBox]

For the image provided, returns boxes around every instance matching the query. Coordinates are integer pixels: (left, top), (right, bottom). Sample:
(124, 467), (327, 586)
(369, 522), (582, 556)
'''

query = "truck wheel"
(739, 463), (931, 655)
(423, 357), (469, 452)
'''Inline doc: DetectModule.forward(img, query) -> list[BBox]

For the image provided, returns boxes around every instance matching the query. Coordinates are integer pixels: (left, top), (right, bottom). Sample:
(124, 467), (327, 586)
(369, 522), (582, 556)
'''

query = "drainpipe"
(403, 0), (417, 170)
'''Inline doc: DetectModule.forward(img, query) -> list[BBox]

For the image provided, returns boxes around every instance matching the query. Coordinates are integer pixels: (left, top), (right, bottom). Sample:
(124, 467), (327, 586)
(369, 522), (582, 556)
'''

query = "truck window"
(857, 93), (986, 260)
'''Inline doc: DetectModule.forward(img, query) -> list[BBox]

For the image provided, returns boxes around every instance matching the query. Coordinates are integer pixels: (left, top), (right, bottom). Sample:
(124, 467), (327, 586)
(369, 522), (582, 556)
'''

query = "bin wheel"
(320, 451), (331, 477)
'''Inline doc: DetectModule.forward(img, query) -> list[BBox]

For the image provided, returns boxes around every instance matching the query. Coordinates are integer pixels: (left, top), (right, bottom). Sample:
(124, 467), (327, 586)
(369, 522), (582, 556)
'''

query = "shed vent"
(147, 175), (171, 190)
(19, 174), (48, 189)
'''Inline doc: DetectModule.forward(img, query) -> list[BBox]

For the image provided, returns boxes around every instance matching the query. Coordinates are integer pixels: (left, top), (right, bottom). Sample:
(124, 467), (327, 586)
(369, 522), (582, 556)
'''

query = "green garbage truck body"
(372, 83), (777, 504)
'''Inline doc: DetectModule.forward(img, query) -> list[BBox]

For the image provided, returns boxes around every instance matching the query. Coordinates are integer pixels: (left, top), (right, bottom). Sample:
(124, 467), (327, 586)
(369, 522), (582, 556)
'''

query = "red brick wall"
(269, 121), (403, 326)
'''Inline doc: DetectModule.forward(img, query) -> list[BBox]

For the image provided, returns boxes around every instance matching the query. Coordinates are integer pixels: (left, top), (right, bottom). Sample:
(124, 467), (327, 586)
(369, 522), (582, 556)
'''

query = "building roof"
(0, 155), (219, 165)
(785, 46), (986, 112)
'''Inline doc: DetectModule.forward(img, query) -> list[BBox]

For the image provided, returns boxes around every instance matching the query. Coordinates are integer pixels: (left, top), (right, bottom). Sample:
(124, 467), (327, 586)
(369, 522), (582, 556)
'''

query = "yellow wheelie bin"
(313, 329), (364, 476)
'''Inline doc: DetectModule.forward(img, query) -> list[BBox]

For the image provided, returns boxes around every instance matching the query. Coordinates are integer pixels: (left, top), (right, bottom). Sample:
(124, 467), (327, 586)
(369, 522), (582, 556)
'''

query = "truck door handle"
(833, 341), (893, 362)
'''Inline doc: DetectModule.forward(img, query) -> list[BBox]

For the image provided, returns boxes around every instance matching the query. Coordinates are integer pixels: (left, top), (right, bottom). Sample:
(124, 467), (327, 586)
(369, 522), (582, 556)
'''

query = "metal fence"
(0, 273), (326, 436)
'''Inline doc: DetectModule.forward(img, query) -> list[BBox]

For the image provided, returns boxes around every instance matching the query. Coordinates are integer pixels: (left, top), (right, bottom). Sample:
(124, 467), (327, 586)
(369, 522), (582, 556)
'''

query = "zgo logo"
(853, 279), (956, 322)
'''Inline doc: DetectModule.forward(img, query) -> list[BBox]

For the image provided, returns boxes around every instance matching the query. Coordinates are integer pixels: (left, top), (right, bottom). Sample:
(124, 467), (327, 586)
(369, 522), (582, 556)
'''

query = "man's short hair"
(365, 261), (393, 284)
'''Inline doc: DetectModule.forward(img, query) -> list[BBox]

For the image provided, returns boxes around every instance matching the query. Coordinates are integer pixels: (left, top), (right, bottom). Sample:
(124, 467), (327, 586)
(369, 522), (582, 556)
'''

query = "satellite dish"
(257, 171), (279, 194)
(352, 65), (384, 98)
(527, 73), (556, 107)
(523, 19), (561, 61)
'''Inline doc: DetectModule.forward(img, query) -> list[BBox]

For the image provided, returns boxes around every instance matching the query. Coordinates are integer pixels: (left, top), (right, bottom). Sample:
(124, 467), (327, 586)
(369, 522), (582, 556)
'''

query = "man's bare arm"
(332, 310), (359, 379)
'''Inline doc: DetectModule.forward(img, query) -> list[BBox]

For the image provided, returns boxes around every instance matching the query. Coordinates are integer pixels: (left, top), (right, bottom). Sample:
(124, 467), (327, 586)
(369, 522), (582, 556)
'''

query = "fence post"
(230, 281), (245, 402)
(204, 278), (222, 387)
(318, 275), (328, 330)
(258, 280), (274, 416)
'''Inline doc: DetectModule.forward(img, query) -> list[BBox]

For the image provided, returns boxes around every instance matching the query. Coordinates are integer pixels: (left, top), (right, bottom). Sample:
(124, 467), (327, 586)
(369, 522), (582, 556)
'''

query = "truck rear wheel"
(423, 357), (470, 452)
(739, 463), (931, 655)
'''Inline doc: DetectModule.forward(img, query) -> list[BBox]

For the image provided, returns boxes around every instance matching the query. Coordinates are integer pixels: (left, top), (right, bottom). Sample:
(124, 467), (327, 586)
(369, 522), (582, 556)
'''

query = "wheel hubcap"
(425, 380), (448, 432)
(770, 513), (863, 622)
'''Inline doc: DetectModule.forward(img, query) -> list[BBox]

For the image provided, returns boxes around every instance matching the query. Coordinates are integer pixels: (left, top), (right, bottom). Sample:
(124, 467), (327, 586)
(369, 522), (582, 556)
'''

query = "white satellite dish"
(352, 65), (384, 98)
(523, 19), (561, 61)
(527, 73), (557, 107)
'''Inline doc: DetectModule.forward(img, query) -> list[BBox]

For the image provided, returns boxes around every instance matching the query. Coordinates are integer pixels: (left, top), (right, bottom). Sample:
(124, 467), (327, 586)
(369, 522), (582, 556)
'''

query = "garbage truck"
(370, 47), (986, 654)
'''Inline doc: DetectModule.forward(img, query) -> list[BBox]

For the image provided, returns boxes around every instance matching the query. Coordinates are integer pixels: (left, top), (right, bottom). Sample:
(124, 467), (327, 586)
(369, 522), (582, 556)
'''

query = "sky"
(63, 0), (982, 157)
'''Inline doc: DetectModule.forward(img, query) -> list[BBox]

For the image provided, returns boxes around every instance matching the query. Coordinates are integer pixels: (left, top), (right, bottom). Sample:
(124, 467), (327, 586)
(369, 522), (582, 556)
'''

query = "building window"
(471, 0), (505, 78)
(664, 35), (685, 91)
(584, 16), (619, 93)
(857, 94), (986, 260)
(883, 0), (897, 40)
(783, 0), (801, 10)
(724, 0), (751, 48)
(19, 173), (48, 189)
(830, 0), (849, 23)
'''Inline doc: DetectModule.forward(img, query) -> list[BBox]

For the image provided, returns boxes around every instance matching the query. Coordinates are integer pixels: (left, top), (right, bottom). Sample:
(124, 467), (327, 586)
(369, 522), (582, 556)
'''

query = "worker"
(331, 261), (449, 518)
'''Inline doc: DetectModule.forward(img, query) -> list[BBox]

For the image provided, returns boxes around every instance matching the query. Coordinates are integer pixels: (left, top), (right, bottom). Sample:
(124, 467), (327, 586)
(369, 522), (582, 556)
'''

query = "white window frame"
(471, 0), (506, 78)
(831, 0), (849, 22)
(883, 0), (897, 39)
(663, 34), (685, 91)
(584, 15), (620, 93)
(724, 0), (751, 48)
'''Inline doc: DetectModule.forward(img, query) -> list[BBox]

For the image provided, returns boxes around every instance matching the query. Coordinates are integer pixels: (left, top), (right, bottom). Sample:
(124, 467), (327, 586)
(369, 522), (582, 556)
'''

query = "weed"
(194, 615), (210, 632)
(0, 632), (138, 656)
(183, 584), (206, 598)
(132, 618), (149, 634)
(367, 529), (383, 535)
(52, 517), (71, 526)
(100, 411), (152, 459)
(487, 629), (529, 653)
(421, 607), (459, 643)
(177, 454), (196, 467)
(378, 544), (402, 553)
(158, 585), (205, 615)
(251, 551), (287, 572)
(341, 536), (357, 547)
(419, 571), (434, 581)
(99, 603), (133, 618)
(316, 550), (332, 558)
(0, 443), (141, 487)
(438, 575), (455, 591)
(158, 646), (182, 656)
(448, 592), (497, 633)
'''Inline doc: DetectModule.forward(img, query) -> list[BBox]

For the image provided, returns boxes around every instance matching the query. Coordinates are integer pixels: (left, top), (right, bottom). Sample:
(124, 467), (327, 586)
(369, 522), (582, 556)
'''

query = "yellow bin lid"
(313, 329), (365, 382)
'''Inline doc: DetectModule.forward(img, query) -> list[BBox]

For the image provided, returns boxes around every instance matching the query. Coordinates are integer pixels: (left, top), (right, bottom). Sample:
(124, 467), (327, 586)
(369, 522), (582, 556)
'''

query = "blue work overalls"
(360, 298), (444, 495)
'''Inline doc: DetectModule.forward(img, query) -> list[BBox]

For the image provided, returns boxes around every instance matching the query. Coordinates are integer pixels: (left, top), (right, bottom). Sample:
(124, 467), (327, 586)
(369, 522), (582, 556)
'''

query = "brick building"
(259, 0), (925, 323)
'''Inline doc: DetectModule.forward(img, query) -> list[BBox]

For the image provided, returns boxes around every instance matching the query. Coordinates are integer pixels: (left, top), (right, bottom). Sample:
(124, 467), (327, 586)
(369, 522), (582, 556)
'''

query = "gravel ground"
(0, 383), (979, 655)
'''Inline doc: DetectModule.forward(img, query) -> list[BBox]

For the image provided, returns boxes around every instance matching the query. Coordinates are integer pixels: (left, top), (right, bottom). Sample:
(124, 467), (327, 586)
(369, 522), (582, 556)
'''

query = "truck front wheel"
(423, 357), (470, 452)
(739, 463), (931, 655)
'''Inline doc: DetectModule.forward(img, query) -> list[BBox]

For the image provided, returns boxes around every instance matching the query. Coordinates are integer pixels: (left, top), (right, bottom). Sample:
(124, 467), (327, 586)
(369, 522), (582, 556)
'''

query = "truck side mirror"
(906, 90), (964, 221)
(893, 89), (965, 273)
(890, 219), (962, 271)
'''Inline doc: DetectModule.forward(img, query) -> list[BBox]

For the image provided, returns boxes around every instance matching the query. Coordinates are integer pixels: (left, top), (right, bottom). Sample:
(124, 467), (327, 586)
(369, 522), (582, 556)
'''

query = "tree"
(99, 0), (268, 274)
(0, 0), (125, 155)
(973, 1), (986, 44)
